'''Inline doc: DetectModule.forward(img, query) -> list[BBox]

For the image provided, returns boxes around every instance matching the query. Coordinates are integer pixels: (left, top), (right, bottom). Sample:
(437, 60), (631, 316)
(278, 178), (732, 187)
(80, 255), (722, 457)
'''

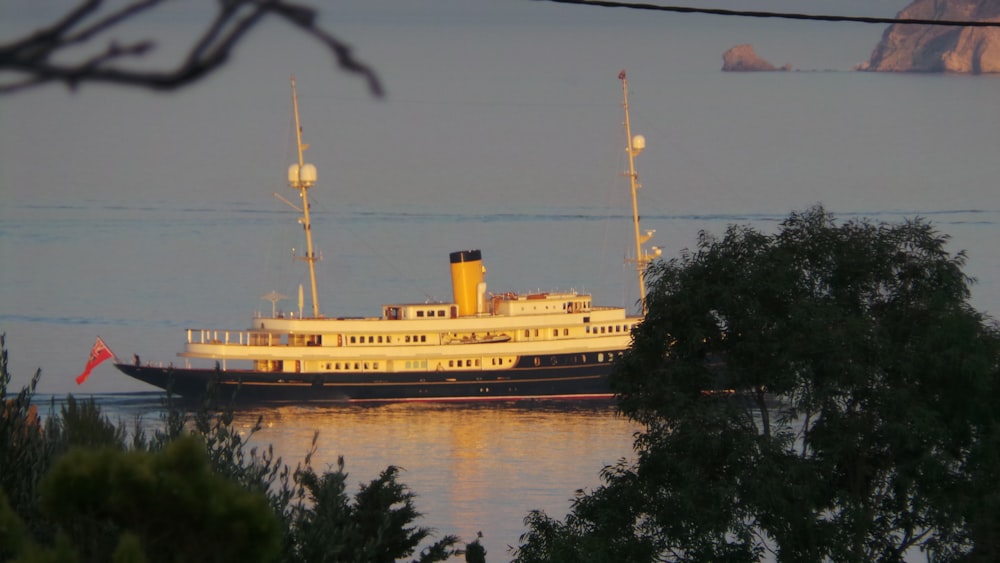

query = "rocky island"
(858, 0), (1000, 74)
(721, 44), (791, 72)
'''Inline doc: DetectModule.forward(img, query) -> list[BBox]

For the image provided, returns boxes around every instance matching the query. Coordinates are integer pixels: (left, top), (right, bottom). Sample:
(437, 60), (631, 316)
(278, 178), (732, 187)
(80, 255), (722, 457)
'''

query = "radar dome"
(301, 163), (318, 184)
(288, 163), (318, 186)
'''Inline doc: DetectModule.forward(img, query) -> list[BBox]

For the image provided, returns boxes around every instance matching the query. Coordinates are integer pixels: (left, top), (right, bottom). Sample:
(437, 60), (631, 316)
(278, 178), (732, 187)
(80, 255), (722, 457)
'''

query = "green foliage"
(1, 334), (58, 545)
(1, 334), (472, 562)
(514, 206), (1000, 562)
(287, 456), (460, 562)
(463, 537), (486, 563)
(0, 490), (29, 560)
(40, 435), (282, 563)
(44, 395), (129, 452)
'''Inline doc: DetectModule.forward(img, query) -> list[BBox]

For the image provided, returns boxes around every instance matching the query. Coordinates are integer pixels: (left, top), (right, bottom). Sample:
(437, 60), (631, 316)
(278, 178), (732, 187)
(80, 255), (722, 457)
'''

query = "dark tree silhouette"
(0, 0), (382, 95)
(514, 206), (1000, 562)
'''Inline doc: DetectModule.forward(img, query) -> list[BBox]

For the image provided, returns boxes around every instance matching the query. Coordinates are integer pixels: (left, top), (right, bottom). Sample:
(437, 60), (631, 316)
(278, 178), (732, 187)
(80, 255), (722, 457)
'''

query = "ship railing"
(186, 328), (252, 346)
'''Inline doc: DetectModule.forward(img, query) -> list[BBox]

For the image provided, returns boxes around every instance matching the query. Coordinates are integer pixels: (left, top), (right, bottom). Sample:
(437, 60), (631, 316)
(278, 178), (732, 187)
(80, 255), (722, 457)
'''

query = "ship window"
(437, 310), (445, 317)
(368, 336), (374, 343)
(466, 359), (472, 367)
(421, 335), (427, 342)
(534, 329), (539, 337)
(405, 335), (411, 343)
(475, 359), (480, 367)
(354, 362), (360, 370)
(564, 328), (569, 336)
(364, 362), (369, 370)
(350, 336), (357, 344)
(585, 326), (590, 333)
(417, 310), (425, 317)
(524, 330), (530, 338)
(449, 360), (454, 368)
(373, 362), (379, 370)
(553, 329), (558, 337)
(378, 336), (383, 343)
(325, 363), (332, 369)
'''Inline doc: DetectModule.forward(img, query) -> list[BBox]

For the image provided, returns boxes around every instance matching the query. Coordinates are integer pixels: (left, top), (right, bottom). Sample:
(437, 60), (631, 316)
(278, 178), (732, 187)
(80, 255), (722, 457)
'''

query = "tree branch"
(0, 0), (383, 96)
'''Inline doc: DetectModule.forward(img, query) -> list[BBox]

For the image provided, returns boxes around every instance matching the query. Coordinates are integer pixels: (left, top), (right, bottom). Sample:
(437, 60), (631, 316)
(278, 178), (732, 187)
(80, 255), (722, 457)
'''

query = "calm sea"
(5, 199), (998, 559)
(3, 3), (1000, 556)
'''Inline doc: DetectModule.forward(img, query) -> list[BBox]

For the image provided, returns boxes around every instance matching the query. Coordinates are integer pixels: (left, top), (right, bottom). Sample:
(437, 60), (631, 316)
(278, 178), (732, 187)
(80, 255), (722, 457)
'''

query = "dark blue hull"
(114, 361), (614, 404)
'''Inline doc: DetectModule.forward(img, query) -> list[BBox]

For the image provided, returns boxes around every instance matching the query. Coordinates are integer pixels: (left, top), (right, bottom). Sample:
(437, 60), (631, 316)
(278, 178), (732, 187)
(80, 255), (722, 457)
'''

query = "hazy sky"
(1, 0), (928, 214)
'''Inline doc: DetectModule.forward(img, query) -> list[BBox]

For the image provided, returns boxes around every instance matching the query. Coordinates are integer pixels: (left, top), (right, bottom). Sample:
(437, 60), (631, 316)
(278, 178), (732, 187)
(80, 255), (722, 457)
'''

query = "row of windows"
(585, 324), (635, 334)
(324, 361), (381, 371)
(525, 328), (572, 338)
(328, 323), (634, 348)
(318, 358), (502, 371)
(308, 352), (622, 373)
(349, 334), (428, 344)
(415, 309), (447, 318)
(530, 351), (621, 367)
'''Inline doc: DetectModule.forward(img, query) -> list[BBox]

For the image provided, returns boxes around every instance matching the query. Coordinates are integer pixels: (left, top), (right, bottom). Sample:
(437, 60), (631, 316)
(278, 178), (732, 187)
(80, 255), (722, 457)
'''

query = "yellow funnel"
(450, 250), (484, 317)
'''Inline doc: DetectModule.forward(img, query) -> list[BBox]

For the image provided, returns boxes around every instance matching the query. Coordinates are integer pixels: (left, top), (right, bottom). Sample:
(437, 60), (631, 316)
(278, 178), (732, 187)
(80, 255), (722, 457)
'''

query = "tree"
(286, 457), (461, 563)
(0, 0), (381, 95)
(514, 205), (1000, 562)
(38, 436), (283, 563)
(1, 337), (468, 563)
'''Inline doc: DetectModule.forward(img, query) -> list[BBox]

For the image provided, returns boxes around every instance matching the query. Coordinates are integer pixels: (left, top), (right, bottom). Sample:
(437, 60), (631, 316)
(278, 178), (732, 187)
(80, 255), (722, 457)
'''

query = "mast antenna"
(620, 70), (660, 314)
(288, 75), (322, 318)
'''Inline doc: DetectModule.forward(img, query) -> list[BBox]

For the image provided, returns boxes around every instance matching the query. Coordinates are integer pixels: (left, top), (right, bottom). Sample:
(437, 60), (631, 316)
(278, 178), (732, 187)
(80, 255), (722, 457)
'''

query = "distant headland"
(722, 0), (999, 75)
(857, 0), (1000, 74)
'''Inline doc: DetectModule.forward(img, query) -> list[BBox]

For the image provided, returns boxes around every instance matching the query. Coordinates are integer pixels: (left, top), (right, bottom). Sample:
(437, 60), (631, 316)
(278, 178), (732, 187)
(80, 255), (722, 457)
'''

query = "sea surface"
(5, 199), (998, 559)
(2, 1), (999, 559)
(30, 393), (636, 560)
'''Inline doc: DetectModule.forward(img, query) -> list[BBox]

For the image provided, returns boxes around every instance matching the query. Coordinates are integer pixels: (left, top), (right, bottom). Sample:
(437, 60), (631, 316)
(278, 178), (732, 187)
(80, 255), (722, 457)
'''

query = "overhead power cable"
(546, 0), (1000, 27)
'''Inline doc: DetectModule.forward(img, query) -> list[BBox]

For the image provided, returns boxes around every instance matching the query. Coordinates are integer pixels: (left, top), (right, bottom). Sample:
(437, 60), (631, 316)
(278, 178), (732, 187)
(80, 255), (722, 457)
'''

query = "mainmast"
(288, 76), (321, 318)
(620, 70), (660, 314)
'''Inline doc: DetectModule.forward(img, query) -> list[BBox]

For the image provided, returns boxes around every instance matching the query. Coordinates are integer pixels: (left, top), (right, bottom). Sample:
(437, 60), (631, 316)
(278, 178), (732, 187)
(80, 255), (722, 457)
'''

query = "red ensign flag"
(76, 337), (114, 385)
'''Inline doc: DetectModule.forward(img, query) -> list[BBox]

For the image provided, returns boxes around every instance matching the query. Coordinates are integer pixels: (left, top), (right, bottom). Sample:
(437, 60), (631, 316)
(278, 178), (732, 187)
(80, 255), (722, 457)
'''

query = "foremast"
(288, 76), (321, 318)
(619, 70), (660, 314)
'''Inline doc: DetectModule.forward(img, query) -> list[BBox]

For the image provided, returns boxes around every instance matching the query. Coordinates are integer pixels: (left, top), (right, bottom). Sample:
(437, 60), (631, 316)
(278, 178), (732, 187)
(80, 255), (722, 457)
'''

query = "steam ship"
(115, 71), (659, 403)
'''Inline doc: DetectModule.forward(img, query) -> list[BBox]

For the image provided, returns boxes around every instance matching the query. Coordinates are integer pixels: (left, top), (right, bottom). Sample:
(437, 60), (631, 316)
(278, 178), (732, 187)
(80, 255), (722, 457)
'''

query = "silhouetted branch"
(0, 0), (383, 96)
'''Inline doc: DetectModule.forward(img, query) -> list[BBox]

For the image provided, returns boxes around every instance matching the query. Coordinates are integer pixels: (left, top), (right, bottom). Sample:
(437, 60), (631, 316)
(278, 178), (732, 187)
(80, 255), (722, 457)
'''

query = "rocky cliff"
(722, 45), (791, 72)
(859, 0), (1000, 74)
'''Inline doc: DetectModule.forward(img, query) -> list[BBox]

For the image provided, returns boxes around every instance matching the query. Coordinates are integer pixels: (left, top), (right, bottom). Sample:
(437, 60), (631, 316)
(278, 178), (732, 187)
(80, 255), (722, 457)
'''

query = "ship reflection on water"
(234, 400), (638, 557)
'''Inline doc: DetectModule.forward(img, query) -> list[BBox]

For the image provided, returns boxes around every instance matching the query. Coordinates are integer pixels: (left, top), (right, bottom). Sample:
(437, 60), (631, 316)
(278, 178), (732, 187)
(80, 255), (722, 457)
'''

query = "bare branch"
(0, 0), (383, 96)
(63, 0), (161, 47)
